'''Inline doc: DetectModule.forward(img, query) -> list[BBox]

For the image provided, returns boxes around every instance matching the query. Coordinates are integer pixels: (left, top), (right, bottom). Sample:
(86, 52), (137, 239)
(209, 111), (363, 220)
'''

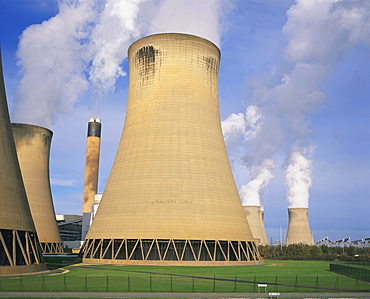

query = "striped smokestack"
(81, 118), (101, 240)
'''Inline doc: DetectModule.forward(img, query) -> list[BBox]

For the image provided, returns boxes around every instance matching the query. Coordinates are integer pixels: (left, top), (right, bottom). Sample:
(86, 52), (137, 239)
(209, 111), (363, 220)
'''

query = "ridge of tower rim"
(128, 33), (221, 57)
(11, 123), (53, 135)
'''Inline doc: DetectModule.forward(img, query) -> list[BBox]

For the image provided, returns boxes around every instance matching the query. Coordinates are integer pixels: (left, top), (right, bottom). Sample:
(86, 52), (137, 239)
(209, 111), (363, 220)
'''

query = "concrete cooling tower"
(243, 206), (269, 245)
(81, 33), (261, 266)
(285, 208), (314, 245)
(81, 118), (101, 239)
(11, 124), (64, 254)
(0, 52), (46, 275)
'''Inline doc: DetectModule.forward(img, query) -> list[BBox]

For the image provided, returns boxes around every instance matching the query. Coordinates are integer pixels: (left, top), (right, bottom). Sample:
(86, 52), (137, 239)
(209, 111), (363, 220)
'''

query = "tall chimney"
(12, 123), (64, 254)
(243, 206), (269, 245)
(81, 118), (101, 239)
(285, 208), (314, 245)
(0, 51), (46, 275)
(80, 33), (261, 266)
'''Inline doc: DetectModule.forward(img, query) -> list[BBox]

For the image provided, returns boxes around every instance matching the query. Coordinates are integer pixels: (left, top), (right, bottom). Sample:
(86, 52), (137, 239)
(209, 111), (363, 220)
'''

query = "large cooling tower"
(0, 52), (46, 275)
(285, 208), (314, 245)
(12, 124), (64, 254)
(81, 118), (101, 239)
(81, 33), (261, 266)
(243, 206), (269, 245)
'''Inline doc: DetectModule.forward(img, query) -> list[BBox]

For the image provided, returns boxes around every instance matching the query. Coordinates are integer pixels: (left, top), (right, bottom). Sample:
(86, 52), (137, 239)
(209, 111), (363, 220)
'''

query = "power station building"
(0, 53), (46, 275)
(12, 123), (64, 254)
(80, 33), (261, 265)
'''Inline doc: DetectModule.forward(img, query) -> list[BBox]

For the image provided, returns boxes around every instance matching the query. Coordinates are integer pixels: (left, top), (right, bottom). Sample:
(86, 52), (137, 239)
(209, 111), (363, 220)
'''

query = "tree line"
(259, 244), (370, 262)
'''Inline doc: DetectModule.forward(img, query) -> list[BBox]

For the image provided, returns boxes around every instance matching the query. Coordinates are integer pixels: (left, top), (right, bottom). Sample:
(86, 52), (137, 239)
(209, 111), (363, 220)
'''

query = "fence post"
(314, 274), (319, 292)
(150, 275), (152, 292)
(334, 276), (339, 291)
(41, 275), (46, 291)
(213, 275), (216, 292)
(354, 278), (359, 292)
(84, 275), (88, 292)
(63, 275), (67, 292)
(192, 276), (194, 293)
(0, 277), (2, 291)
(106, 274), (109, 292)
(274, 274), (278, 292)
(19, 275), (23, 292)
(128, 274), (131, 292)
(234, 275), (237, 292)
(294, 274), (298, 293)
(170, 275), (173, 292)
(252, 275), (257, 292)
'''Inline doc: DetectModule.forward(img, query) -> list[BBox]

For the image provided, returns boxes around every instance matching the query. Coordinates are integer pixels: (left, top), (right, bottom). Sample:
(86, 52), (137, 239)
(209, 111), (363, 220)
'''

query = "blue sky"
(0, 0), (369, 244)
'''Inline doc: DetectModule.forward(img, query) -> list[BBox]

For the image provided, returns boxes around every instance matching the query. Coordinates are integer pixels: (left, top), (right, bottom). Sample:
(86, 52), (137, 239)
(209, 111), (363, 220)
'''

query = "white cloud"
(51, 177), (78, 187)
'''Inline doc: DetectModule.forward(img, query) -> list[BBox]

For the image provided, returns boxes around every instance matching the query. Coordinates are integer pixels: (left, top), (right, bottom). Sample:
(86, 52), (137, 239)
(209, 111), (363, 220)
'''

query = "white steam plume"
(89, 0), (148, 95)
(223, 0), (370, 210)
(239, 158), (275, 208)
(285, 147), (313, 208)
(12, 0), (231, 128)
(13, 0), (98, 128)
(282, 0), (370, 208)
(148, 0), (234, 47)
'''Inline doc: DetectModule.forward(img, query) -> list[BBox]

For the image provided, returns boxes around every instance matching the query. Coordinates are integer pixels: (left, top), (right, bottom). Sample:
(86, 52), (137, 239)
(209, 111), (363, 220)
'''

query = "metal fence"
(330, 263), (370, 282)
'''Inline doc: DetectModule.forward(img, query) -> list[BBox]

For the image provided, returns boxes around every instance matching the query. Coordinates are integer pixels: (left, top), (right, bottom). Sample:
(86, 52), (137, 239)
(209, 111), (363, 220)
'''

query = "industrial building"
(80, 33), (261, 265)
(56, 215), (83, 253)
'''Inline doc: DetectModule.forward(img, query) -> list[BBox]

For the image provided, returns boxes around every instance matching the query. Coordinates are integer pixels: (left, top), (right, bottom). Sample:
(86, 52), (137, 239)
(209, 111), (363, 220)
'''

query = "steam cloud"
(222, 0), (370, 209)
(12, 0), (232, 128)
(13, 0), (97, 128)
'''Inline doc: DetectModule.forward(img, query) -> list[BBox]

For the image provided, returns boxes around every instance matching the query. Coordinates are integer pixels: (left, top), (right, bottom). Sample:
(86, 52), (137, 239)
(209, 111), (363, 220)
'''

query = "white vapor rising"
(13, 0), (97, 128)
(148, 0), (234, 47)
(239, 158), (275, 208)
(222, 0), (370, 209)
(12, 0), (231, 129)
(285, 148), (313, 208)
(12, 0), (231, 190)
(89, 0), (147, 95)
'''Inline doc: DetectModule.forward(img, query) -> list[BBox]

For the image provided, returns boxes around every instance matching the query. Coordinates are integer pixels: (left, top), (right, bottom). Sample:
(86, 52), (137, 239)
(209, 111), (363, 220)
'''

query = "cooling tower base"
(0, 264), (47, 276)
(0, 229), (46, 275)
(81, 238), (262, 266)
(40, 242), (64, 254)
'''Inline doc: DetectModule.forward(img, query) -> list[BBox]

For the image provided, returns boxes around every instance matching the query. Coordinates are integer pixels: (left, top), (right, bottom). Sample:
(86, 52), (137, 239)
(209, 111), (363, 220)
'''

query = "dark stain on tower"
(136, 45), (159, 81)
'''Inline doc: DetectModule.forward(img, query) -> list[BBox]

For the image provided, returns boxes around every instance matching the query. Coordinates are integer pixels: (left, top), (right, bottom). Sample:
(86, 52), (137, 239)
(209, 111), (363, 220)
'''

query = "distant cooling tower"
(81, 118), (101, 240)
(12, 124), (64, 254)
(0, 52), (46, 275)
(243, 206), (269, 245)
(81, 33), (261, 265)
(285, 208), (314, 245)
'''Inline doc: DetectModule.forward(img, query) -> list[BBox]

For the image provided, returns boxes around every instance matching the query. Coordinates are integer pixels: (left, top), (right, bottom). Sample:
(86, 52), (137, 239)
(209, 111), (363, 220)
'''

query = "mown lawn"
(0, 257), (368, 293)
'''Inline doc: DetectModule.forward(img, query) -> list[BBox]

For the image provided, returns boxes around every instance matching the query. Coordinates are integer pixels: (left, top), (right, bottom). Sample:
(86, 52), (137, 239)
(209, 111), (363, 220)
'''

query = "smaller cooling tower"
(0, 51), (46, 275)
(12, 124), (64, 254)
(81, 118), (101, 239)
(243, 206), (269, 245)
(285, 208), (314, 245)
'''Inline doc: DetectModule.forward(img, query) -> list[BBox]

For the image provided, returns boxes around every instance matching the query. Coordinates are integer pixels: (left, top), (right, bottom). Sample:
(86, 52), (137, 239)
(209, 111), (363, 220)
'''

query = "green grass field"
(0, 256), (369, 293)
